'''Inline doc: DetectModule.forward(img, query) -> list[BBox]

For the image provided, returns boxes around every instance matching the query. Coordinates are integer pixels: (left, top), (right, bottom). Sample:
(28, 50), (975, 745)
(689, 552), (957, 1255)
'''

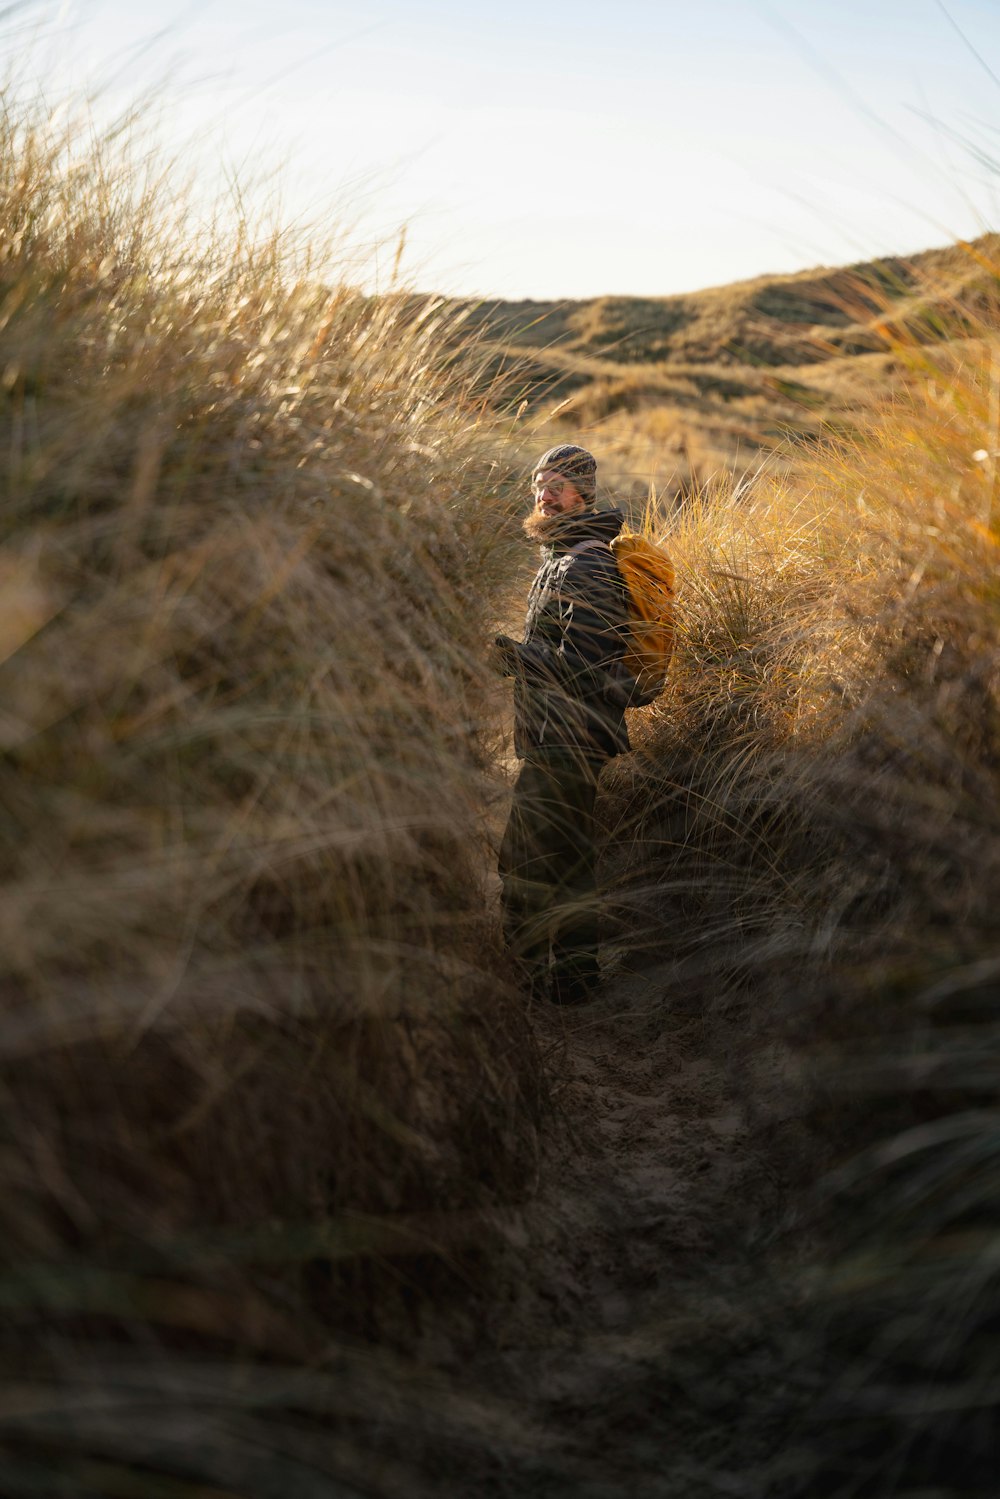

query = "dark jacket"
(506, 507), (637, 762)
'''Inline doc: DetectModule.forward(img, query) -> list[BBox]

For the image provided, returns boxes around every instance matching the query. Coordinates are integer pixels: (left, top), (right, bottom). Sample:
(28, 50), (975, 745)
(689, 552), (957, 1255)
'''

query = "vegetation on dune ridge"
(463, 235), (1000, 368)
(0, 95), (547, 1489)
(455, 234), (1000, 504)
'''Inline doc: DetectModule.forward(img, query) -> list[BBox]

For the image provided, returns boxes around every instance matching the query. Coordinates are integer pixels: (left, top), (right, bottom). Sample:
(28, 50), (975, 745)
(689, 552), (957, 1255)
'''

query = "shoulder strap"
(567, 539), (610, 559)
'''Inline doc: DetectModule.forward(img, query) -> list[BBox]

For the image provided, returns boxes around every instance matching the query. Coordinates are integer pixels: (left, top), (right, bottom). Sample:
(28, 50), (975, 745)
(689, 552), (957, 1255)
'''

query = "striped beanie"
(532, 444), (597, 504)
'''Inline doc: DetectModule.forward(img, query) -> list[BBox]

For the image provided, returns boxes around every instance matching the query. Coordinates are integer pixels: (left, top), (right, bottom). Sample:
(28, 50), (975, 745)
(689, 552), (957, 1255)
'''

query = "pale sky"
(13, 0), (1000, 299)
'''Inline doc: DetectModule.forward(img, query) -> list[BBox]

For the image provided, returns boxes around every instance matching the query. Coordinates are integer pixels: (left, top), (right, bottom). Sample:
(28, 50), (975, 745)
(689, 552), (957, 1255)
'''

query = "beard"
(523, 507), (586, 542)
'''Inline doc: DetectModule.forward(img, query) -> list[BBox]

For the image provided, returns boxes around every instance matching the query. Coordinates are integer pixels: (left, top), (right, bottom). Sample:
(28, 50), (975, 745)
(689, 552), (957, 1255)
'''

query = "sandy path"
(446, 962), (805, 1498)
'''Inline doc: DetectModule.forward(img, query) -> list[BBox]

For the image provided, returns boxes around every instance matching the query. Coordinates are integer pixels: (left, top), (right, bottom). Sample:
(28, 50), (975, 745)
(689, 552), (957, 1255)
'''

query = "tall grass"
(4, 70), (1000, 1497)
(0, 93), (546, 1493)
(602, 252), (1000, 1492)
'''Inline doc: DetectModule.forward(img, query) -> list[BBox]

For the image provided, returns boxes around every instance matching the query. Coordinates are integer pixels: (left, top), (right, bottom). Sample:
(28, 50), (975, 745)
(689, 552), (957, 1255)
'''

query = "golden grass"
(598, 263), (1000, 1491)
(0, 89), (548, 1488)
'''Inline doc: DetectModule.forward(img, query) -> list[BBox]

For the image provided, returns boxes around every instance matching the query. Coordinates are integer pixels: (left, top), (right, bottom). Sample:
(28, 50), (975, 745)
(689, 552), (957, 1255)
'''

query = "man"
(494, 444), (636, 1006)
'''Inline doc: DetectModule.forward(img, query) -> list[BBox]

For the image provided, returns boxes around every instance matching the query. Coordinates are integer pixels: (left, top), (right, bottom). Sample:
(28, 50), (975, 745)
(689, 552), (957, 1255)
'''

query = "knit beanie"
(532, 444), (597, 505)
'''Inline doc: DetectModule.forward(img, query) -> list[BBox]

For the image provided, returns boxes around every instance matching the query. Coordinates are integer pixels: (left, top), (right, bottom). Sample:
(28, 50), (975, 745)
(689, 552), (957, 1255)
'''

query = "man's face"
(531, 468), (587, 519)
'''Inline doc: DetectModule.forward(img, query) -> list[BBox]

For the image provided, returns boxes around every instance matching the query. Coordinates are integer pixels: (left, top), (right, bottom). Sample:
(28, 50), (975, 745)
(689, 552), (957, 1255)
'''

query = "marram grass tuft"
(0, 91), (546, 1493)
(601, 253), (1000, 1494)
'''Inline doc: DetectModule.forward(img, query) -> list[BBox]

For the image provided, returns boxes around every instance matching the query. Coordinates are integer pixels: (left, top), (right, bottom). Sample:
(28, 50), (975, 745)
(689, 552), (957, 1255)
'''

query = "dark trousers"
(498, 752), (603, 985)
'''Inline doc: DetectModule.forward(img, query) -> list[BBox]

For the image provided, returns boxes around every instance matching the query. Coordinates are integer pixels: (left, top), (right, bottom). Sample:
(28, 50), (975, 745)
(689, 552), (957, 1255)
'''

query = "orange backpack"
(610, 529), (677, 701)
(573, 527), (677, 701)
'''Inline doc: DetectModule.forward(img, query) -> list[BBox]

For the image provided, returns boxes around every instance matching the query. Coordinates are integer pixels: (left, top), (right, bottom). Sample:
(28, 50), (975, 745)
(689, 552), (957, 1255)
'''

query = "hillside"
(457, 235), (1000, 497)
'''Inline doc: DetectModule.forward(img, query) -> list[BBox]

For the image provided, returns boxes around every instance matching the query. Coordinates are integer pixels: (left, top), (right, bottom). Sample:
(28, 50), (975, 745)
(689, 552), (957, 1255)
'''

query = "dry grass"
(3, 64), (1000, 1497)
(598, 264), (1000, 1492)
(0, 91), (547, 1493)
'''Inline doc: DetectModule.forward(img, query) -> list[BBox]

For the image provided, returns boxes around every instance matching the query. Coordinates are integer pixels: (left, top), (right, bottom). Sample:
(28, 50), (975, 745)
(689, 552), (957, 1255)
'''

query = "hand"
(491, 634), (521, 676)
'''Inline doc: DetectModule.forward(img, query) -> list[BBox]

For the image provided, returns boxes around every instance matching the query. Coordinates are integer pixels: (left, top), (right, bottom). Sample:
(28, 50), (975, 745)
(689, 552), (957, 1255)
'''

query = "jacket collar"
(542, 506), (625, 556)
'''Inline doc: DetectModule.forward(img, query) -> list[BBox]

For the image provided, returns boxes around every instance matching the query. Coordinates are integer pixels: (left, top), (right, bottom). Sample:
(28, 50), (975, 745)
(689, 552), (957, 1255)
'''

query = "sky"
(11, 0), (1000, 299)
